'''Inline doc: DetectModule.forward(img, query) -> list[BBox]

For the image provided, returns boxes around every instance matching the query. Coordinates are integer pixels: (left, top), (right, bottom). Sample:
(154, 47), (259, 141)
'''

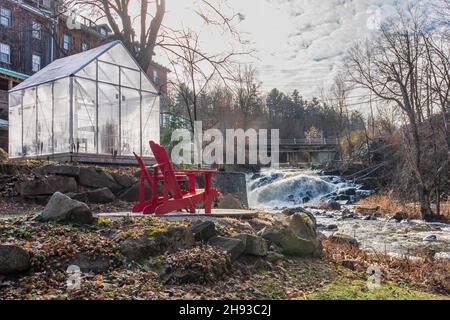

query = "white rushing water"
(247, 168), (361, 209)
(247, 168), (450, 259)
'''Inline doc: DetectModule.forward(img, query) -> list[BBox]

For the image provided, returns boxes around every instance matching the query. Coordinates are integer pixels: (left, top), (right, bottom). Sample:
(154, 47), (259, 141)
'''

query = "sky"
(159, 0), (408, 103)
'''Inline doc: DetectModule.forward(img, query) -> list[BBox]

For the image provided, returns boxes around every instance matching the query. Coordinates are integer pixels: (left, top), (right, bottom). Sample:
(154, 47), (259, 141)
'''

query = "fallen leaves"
(0, 214), (333, 300)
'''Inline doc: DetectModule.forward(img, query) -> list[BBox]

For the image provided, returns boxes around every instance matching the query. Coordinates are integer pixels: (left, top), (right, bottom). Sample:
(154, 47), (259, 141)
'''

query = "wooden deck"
(96, 209), (259, 220)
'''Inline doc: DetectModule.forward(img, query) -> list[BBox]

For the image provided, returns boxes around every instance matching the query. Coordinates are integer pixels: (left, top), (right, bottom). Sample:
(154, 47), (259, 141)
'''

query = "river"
(247, 168), (450, 260)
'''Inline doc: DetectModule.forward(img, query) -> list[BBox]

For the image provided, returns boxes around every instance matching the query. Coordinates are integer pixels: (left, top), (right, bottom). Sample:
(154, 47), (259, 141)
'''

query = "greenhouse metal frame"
(8, 40), (160, 163)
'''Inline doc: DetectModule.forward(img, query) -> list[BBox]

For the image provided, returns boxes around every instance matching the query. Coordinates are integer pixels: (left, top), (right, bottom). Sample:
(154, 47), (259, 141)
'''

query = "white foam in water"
(247, 168), (358, 209)
(247, 168), (450, 259)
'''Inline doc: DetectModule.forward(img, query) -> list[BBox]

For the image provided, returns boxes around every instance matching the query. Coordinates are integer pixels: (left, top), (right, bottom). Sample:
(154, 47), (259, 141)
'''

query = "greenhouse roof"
(11, 41), (123, 92)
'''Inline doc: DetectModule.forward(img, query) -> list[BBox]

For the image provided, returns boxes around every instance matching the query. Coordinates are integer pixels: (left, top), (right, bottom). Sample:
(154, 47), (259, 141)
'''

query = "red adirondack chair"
(132, 141), (221, 215)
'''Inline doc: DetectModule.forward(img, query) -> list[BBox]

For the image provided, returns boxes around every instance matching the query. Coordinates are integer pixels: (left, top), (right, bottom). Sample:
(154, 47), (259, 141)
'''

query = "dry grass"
(323, 240), (450, 295)
(356, 192), (450, 221)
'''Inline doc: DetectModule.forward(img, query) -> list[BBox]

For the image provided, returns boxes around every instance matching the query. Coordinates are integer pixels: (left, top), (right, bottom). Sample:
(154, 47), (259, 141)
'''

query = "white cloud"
(230, 0), (404, 98)
(159, 0), (416, 100)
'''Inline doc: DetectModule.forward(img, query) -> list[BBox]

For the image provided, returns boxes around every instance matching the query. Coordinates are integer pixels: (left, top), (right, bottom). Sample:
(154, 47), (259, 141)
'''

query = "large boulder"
(111, 173), (137, 189)
(208, 236), (246, 262)
(235, 234), (268, 257)
(161, 247), (231, 285)
(282, 207), (317, 227)
(120, 226), (194, 262)
(118, 183), (152, 203)
(78, 168), (122, 193)
(198, 172), (248, 208)
(42, 192), (94, 225)
(71, 188), (115, 204)
(189, 221), (217, 242)
(328, 234), (359, 247)
(16, 176), (78, 196)
(320, 199), (342, 211)
(218, 194), (245, 209)
(0, 245), (31, 275)
(36, 165), (81, 177)
(391, 211), (407, 223)
(68, 253), (114, 274)
(338, 187), (357, 196)
(259, 213), (322, 257)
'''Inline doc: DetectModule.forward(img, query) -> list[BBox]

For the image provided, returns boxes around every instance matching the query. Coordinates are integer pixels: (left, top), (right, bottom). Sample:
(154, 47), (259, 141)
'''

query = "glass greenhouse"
(8, 41), (160, 161)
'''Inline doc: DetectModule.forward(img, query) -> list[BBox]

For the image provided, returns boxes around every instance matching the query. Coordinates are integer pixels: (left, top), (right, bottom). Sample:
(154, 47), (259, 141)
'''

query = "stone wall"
(213, 172), (248, 208)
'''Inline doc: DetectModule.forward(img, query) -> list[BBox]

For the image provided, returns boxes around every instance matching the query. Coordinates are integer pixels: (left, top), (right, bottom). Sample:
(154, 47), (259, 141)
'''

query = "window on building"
(32, 21), (42, 39)
(63, 33), (71, 51)
(32, 54), (41, 72)
(0, 43), (10, 64)
(41, 0), (52, 9)
(99, 27), (108, 37)
(81, 42), (89, 52)
(153, 70), (160, 85)
(0, 7), (11, 27)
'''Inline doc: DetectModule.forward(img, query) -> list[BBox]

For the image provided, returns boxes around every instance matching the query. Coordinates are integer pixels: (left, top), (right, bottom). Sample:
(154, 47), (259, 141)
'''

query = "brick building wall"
(147, 61), (169, 95)
(0, 0), (106, 76)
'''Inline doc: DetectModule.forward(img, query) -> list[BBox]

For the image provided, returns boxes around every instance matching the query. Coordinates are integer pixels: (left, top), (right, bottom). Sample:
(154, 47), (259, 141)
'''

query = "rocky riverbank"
(0, 204), (448, 299)
(0, 161), (249, 216)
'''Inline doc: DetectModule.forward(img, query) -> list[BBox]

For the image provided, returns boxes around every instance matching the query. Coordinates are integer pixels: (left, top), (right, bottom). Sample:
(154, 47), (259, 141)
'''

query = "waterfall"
(247, 168), (358, 209)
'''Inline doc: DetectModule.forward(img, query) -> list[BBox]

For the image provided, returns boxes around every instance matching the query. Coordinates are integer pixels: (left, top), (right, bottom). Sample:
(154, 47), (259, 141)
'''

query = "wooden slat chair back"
(131, 141), (221, 215)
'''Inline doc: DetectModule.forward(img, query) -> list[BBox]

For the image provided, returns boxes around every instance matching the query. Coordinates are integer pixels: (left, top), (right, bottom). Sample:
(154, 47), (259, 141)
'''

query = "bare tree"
(346, 4), (448, 220)
(62, 0), (242, 71)
(233, 65), (262, 130)
(322, 75), (353, 160)
(166, 29), (239, 133)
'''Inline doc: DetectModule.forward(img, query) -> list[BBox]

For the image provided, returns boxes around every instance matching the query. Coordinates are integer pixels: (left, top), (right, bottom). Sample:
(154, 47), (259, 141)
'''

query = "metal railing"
(279, 138), (339, 145)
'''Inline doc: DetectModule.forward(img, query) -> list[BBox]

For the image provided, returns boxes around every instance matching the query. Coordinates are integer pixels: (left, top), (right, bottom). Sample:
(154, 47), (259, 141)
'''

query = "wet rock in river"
(391, 211), (407, 223)
(364, 214), (378, 221)
(320, 199), (341, 211)
(423, 235), (437, 242)
(328, 234), (359, 247)
(338, 187), (357, 196)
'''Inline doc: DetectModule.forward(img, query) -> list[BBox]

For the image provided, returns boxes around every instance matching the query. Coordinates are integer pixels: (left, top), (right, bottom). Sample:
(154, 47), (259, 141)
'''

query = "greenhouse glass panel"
(36, 83), (53, 155)
(142, 92), (160, 156)
(8, 41), (160, 162)
(76, 61), (97, 80)
(8, 91), (23, 158)
(98, 83), (120, 155)
(22, 88), (37, 157)
(53, 78), (70, 154)
(121, 87), (141, 155)
(98, 61), (119, 85)
(99, 44), (135, 68)
(74, 78), (97, 154)
(141, 72), (155, 92)
(121, 68), (140, 89)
